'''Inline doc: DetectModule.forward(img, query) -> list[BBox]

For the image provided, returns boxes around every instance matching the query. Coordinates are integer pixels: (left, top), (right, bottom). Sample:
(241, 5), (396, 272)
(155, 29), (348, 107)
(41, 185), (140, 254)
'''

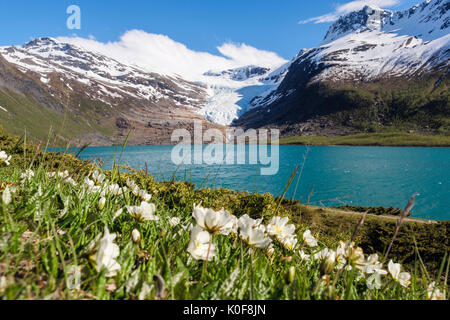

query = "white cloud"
(57, 30), (287, 81)
(299, 0), (401, 24)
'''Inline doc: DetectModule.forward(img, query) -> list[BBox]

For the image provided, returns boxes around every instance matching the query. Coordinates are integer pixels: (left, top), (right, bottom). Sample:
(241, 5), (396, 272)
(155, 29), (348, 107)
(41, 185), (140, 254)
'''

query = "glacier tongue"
(195, 64), (288, 126)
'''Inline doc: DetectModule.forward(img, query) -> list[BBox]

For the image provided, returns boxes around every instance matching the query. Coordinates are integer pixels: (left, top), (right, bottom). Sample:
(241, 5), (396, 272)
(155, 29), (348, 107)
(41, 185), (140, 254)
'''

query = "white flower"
(279, 235), (298, 251)
(126, 178), (137, 189)
(90, 227), (121, 277)
(362, 254), (386, 275)
(84, 177), (102, 194)
(366, 270), (385, 290)
(2, 186), (12, 205)
(0, 150), (11, 166)
(169, 217), (182, 227)
(427, 282), (445, 300)
(91, 170), (106, 185)
(108, 184), (121, 196)
(220, 212), (238, 235)
(298, 250), (310, 261)
(336, 241), (365, 270)
(20, 169), (34, 181)
(238, 215), (272, 249)
(126, 202), (159, 222)
(131, 186), (140, 196)
(126, 179), (140, 196)
(267, 216), (296, 239)
(303, 230), (318, 247)
(267, 217), (297, 250)
(388, 260), (411, 287)
(138, 189), (152, 202)
(313, 248), (336, 263)
(66, 177), (77, 186)
(58, 171), (70, 179)
(47, 172), (56, 178)
(187, 225), (216, 261)
(193, 204), (237, 235)
(131, 229), (141, 243)
(49, 171), (76, 186)
(237, 214), (263, 229)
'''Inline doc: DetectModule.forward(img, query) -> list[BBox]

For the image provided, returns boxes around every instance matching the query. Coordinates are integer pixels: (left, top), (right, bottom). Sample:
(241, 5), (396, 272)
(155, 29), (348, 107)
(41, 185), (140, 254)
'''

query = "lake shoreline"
(277, 132), (450, 148)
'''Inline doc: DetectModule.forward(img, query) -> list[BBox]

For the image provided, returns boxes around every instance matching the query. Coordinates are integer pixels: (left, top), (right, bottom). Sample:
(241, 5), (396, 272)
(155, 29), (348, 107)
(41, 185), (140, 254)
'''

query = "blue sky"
(0, 0), (420, 59)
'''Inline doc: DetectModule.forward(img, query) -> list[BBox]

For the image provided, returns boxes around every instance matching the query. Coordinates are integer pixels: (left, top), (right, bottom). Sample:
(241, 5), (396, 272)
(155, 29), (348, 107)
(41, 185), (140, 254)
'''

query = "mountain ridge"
(235, 0), (449, 136)
(0, 38), (225, 145)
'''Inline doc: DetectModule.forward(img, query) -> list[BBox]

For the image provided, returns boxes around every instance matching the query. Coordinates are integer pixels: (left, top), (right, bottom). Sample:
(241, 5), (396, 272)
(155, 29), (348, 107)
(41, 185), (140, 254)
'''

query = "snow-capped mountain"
(316, 0), (450, 81)
(236, 0), (449, 132)
(323, 0), (449, 43)
(0, 37), (206, 109)
(0, 37), (288, 133)
(0, 37), (228, 145)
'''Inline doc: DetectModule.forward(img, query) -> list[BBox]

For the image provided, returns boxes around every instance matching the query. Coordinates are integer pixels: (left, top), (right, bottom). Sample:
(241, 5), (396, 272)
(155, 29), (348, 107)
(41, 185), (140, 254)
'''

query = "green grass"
(279, 132), (450, 147)
(0, 131), (448, 300)
(0, 88), (115, 145)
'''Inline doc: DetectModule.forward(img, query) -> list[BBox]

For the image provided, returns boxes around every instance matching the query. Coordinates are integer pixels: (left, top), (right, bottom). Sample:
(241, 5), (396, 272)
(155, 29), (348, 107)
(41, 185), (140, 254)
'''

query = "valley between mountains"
(0, 0), (448, 146)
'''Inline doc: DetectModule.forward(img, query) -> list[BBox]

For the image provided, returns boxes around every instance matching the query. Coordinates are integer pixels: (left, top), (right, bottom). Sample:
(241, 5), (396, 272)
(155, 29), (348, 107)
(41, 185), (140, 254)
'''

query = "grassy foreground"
(0, 131), (448, 300)
(279, 132), (450, 147)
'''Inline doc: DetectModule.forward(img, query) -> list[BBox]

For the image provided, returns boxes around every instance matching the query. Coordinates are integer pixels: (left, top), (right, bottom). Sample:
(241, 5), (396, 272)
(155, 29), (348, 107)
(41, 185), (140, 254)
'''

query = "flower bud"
(98, 197), (106, 210)
(266, 244), (275, 256)
(113, 208), (123, 221)
(320, 252), (336, 275)
(132, 229), (141, 243)
(2, 186), (12, 205)
(286, 266), (296, 284)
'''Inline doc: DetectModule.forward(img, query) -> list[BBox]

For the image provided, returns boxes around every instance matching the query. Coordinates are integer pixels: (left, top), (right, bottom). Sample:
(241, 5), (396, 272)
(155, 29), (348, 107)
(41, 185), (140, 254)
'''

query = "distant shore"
(278, 132), (450, 147)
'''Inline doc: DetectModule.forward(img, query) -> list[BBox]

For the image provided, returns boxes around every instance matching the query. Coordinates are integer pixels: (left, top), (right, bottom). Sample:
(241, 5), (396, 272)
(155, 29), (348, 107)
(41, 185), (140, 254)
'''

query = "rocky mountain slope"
(0, 38), (224, 145)
(235, 0), (450, 136)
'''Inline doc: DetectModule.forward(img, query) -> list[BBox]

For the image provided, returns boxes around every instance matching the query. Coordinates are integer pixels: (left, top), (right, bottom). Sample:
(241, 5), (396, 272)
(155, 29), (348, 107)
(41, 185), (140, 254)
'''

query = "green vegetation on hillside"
(0, 129), (448, 300)
(269, 71), (449, 136)
(0, 88), (116, 145)
(323, 75), (450, 134)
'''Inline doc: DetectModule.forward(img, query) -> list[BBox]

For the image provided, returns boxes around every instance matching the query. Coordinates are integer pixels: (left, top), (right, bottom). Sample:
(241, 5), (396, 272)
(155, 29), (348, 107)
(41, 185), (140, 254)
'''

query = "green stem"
(250, 248), (255, 300)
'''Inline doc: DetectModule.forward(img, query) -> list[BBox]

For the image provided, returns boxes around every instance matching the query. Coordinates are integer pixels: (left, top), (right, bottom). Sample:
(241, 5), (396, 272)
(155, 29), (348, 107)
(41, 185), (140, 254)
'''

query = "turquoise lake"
(72, 145), (449, 221)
